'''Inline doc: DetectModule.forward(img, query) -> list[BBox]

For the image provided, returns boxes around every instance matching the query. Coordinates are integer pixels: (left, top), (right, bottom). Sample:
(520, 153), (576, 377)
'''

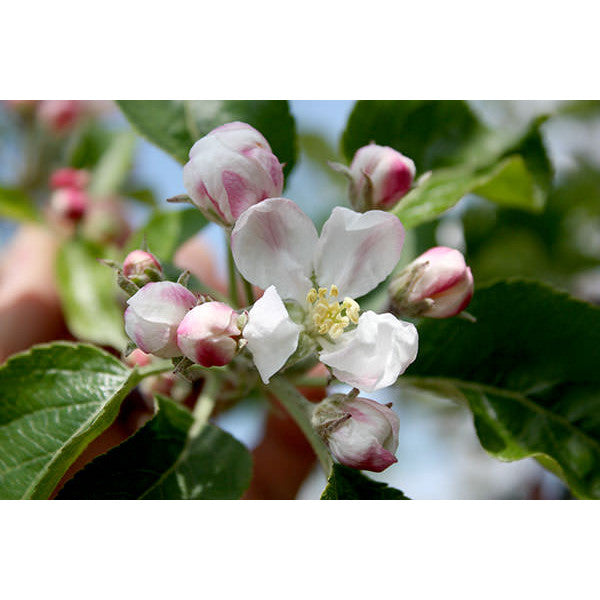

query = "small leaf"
(57, 395), (253, 500)
(0, 343), (141, 499)
(125, 207), (208, 263)
(405, 280), (600, 498)
(88, 130), (137, 197)
(55, 239), (128, 350)
(321, 463), (410, 500)
(0, 187), (40, 222)
(116, 100), (297, 176)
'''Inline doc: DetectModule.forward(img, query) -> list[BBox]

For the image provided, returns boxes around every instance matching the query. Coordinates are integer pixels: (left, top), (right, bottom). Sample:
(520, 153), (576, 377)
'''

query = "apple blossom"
(49, 187), (88, 222)
(37, 100), (84, 133)
(183, 121), (284, 226)
(389, 246), (474, 318)
(312, 393), (399, 472)
(348, 143), (416, 211)
(176, 301), (244, 367)
(50, 167), (90, 190)
(124, 281), (197, 358)
(231, 197), (418, 392)
(123, 250), (163, 287)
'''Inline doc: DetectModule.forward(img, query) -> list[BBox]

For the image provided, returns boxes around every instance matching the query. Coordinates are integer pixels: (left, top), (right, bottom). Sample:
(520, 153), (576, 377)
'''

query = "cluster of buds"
(331, 143), (416, 212)
(389, 246), (474, 319)
(312, 391), (400, 472)
(182, 121), (284, 226)
(48, 167), (91, 224)
(123, 276), (246, 369)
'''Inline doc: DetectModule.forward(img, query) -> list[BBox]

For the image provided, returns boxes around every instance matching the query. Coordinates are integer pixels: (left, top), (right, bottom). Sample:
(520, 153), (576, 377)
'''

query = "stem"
(226, 235), (241, 308)
(289, 375), (330, 388)
(242, 276), (255, 305)
(135, 360), (173, 379)
(267, 376), (332, 474)
(189, 373), (221, 439)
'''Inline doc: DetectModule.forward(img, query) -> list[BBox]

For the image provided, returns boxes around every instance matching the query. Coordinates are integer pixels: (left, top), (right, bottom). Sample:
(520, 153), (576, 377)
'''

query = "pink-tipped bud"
(81, 198), (131, 246)
(312, 393), (400, 473)
(49, 187), (89, 222)
(123, 250), (163, 287)
(124, 281), (197, 358)
(390, 246), (474, 318)
(37, 100), (84, 133)
(125, 348), (153, 368)
(183, 121), (284, 226)
(176, 301), (242, 367)
(348, 143), (416, 211)
(50, 167), (90, 191)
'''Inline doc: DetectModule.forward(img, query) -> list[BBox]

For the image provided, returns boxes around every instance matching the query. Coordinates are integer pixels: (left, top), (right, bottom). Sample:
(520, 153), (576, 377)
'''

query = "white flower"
(231, 198), (418, 392)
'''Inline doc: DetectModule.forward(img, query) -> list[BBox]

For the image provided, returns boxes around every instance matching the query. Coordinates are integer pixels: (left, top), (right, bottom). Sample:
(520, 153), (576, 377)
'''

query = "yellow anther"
(306, 285), (360, 339)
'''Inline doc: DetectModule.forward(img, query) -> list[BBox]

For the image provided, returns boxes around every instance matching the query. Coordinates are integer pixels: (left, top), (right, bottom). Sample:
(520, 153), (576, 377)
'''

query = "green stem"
(226, 235), (241, 308)
(135, 360), (173, 379)
(289, 375), (330, 388)
(242, 276), (255, 305)
(189, 373), (221, 439)
(267, 376), (332, 474)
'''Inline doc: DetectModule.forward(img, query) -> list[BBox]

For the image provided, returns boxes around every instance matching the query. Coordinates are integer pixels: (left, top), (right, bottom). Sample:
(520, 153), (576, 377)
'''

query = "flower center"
(306, 285), (360, 340)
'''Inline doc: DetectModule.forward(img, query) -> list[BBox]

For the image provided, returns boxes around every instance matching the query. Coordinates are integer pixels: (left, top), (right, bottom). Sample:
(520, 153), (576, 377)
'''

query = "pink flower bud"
(49, 187), (88, 222)
(123, 250), (163, 287)
(183, 121), (284, 226)
(37, 100), (84, 133)
(125, 348), (153, 368)
(390, 246), (474, 318)
(312, 394), (399, 473)
(349, 143), (416, 210)
(124, 281), (197, 358)
(50, 168), (90, 191)
(176, 301), (242, 367)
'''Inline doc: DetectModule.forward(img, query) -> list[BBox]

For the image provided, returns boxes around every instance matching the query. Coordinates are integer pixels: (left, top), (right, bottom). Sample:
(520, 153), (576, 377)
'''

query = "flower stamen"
(306, 285), (360, 340)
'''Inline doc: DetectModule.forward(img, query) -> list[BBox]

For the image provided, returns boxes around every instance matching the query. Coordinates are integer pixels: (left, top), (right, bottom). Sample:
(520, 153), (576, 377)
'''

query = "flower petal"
(231, 198), (318, 303)
(243, 286), (302, 383)
(319, 311), (418, 392)
(314, 207), (405, 299)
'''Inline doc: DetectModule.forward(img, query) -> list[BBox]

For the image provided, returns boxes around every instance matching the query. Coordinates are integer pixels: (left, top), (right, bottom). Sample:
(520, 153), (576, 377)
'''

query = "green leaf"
(0, 342), (142, 499)
(404, 280), (600, 498)
(55, 239), (128, 350)
(126, 207), (208, 263)
(0, 187), (40, 222)
(342, 100), (481, 171)
(57, 395), (253, 499)
(321, 463), (410, 500)
(88, 130), (137, 197)
(116, 100), (297, 176)
(394, 156), (545, 229)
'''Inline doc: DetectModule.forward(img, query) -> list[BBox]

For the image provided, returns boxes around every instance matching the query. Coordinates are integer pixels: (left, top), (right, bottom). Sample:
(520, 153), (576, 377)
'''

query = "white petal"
(243, 286), (302, 383)
(319, 311), (418, 392)
(231, 198), (318, 303)
(314, 207), (405, 299)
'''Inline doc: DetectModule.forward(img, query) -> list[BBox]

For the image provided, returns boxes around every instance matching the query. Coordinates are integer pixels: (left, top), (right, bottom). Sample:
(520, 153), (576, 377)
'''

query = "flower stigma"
(306, 284), (360, 340)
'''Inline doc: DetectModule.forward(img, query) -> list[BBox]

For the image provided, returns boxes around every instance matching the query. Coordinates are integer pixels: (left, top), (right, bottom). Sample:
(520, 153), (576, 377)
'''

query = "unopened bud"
(50, 167), (90, 190)
(312, 393), (399, 473)
(123, 250), (163, 287)
(124, 348), (153, 368)
(49, 187), (88, 222)
(389, 246), (474, 318)
(81, 198), (131, 246)
(183, 121), (284, 226)
(348, 143), (416, 211)
(124, 281), (197, 358)
(37, 100), (84, 133)
(176, 301), (242, 367)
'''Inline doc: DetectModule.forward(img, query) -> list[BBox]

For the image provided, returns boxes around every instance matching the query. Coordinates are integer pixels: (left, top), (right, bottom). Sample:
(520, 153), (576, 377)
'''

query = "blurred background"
(2, 100), (600, 499)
